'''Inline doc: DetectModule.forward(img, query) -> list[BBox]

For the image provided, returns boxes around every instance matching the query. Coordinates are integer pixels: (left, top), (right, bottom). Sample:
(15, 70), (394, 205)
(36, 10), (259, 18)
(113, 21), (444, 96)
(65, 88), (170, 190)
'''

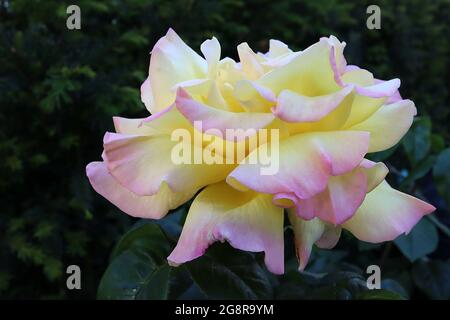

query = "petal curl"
(256, 38), (340, 96)
(168, 182), (284, 274)
(375, 79), (402, 104)
(340, 68), (400, 128)
(265, 39), (292, 58)
(200, 37), (221, 78)
(227, 131), (369, 199)
(175, 88), (275, 141)
(273, 85), (353, 123)
(343, 181), (436, 242)
(237, 42), (264, 80)
(86, 162), (192, 219)
(140, 104), (194, 136)
(288, 212), (341, 270)
(354, 79), (400, 99)
(143, 28), (207, 113)
(113, 117), (154, 135)
(140, 78), (154, 112)
(349, 99), (417, 152)
(293, 160), (388, 225)
(233, 80), (276, 113)
(103, 132), (234, 196)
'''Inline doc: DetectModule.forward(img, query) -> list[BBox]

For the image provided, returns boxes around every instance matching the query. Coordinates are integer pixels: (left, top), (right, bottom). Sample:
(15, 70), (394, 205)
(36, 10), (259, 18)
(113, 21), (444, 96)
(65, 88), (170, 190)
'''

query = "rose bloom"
(86, 29), (435, 274)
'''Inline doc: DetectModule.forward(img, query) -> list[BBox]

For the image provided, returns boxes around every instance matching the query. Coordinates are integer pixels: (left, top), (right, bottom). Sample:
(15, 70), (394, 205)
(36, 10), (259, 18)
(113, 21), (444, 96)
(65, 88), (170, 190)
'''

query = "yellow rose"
(87, 29), (434, 273)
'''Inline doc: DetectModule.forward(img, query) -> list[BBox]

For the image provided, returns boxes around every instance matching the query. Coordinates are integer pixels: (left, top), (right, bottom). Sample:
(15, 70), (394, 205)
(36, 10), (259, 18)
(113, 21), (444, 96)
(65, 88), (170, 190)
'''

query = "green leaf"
(433, 148), (450, 204)
(110, 221), (170, 262)
(394, 218), (438, 262)
(168, 266), (205, 300)
(307, 249), (349, 273)
(381, 279), (410, 299)
(97, 250), (170, 299)
(431, 134), (445, 153)
(355, 289), (405, 300)
(187, 243), (273, 299)
(412, 260), (450, 299)
(98, 223), (173, 300)
(402, 117), (432, 166)
(277, 271), (372, 300)
(399, 155), (436, 189)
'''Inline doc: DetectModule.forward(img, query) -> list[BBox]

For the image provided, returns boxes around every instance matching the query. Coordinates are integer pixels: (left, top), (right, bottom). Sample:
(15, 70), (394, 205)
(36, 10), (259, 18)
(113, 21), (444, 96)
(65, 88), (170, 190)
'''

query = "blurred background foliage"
(0, 0), (448, 299)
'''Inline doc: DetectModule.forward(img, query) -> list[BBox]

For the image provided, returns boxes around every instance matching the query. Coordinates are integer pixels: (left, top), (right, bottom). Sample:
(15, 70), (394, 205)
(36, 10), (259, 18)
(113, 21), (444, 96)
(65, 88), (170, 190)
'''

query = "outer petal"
(343, 181), (436, 242)
(294, 167), (367, 225)
(86, 162), (192, 219)
(288, 212), (341, 270)
(338, 66), (401, 99)
(103, 132), (234, 196)
(144, 28), (207, 113)
(140, 78), (154, 112)
(349, 99), (417, 152)
(113, 117), (154, 135)
(360, 159), (389, 192)
(375, 79), (402, 104)
(293, 160), (388, 225)
(341, 67), (374, 86)
(273, 85), (353, 123)
(175, 88), (275, 141)
(340, 68), (399, 128)
(168, 182), (285, 274)
(140, 103), (194, 136)
(227, 131), (369, 199)
(354, 79), (401, 99)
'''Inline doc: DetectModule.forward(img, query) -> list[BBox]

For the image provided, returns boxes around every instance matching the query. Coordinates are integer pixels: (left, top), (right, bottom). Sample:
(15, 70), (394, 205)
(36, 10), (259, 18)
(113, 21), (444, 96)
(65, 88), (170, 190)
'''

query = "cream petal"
(343, 181), (436, 242)
(168, 182), (285, 274)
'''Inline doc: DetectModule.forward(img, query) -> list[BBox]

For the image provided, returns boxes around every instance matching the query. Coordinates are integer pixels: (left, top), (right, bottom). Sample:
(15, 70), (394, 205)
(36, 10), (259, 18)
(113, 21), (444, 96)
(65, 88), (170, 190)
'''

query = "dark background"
(0, 0), (448, 299)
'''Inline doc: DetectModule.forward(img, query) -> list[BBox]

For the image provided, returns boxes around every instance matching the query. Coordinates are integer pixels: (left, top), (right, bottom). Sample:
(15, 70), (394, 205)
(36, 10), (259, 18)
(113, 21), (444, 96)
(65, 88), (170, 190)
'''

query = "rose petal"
(140, 103), (194, 136)
(341, 69), (401, 128)
(227, 131), (369, 199)
(293, 160), (387, 225)
(237, 42), (264, 80)
(103, 132), (234, 196)
(273, 85), (354, 123)
(288, 212), (341, 270)
(143, 28), (207, 113)
(375, 79), (402, 104)
(200, 37), (221, 78)
(265, 39), (292, 58)
(86, 162), (192, 219)
(233, 80), (276, 112)
(168, 182), (284, 274)
(256, 38), (340, 96)
(343, 181), (436, 242)
(349, 99), (417, 152)
(175, 88), (275, 141)
(113, 117), (153, 135)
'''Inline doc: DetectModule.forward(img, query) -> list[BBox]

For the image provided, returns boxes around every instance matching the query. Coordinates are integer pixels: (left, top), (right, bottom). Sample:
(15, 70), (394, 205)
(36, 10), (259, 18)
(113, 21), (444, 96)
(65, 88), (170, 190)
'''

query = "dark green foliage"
(186, 244), (274, 300)
(97, 219), (406, 300)
(97, 223), (171, 299)
(0, 0), (448, 299)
